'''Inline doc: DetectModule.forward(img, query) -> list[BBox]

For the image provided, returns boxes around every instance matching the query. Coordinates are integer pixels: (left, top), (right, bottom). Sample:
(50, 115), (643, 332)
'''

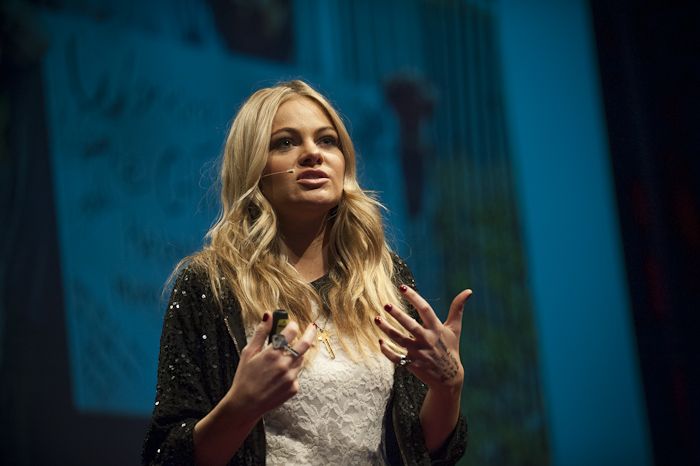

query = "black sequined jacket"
(142, 256), (468, 465)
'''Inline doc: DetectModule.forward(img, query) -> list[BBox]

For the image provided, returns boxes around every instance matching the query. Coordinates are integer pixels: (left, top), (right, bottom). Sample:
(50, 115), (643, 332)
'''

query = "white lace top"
(248, 317), (395, 465)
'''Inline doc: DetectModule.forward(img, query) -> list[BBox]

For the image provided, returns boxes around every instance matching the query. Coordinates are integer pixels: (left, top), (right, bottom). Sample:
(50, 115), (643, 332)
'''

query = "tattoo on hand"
(434, 337), (459, 382)
(436, 351), (459, 382)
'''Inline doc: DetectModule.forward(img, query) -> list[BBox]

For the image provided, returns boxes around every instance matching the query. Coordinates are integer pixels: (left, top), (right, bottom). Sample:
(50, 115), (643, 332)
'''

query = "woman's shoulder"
(164, 257), (230, 314)
(161, 258), (242, 334)
(168, 250), (232, 291)
(168, 260), (210, 293)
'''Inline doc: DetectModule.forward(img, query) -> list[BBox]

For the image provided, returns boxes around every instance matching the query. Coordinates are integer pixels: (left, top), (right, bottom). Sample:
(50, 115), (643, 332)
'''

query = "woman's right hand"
(224, 313), (317, 420)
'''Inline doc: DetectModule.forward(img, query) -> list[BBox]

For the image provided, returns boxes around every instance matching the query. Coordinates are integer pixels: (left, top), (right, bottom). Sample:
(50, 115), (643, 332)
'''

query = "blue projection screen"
(41, 12), (399, 416)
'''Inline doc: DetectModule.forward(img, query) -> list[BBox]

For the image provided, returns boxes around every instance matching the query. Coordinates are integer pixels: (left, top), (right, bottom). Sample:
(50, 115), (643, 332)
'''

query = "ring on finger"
(271, 334), (300, 358)
(398, 355), (412, 367)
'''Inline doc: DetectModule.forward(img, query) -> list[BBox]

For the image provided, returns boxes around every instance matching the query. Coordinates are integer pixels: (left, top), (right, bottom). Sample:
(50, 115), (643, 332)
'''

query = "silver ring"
(398, 355), (412, 367)
(271, 334), (300, 357)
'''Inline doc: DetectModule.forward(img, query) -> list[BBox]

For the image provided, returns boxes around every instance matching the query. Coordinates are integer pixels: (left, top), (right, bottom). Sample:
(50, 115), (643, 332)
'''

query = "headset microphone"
(261, 169), (295, 178)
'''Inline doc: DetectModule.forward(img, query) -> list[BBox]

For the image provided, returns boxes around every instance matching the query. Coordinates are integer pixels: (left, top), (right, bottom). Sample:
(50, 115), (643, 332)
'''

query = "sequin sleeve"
(387, 255), (469, 466)
(141, 267), (241, 465)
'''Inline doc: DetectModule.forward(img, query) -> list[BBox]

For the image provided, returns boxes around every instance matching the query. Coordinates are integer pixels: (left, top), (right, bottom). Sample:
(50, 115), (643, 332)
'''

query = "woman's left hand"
(375, 285), (473, 392)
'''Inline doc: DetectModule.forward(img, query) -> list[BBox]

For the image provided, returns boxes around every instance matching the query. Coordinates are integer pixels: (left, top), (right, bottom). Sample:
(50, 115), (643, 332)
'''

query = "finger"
(374, 315), (416, 348)
(247, 312), (273, 353)
(292, 323), (317, 356)
(383, 303), (427, 341)
(378, 339), (403, 365)
(279, 320), (301, 342)
(284, 324), (318, 371)
(444, 289), (473, 335)
(272, 321), (302, 363)
(398, 284), (442, 330)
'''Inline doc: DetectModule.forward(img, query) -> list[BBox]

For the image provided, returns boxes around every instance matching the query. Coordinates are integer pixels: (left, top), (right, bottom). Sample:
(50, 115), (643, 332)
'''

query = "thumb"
(444, 289), (473, 335)
(247, 312), (273, 354)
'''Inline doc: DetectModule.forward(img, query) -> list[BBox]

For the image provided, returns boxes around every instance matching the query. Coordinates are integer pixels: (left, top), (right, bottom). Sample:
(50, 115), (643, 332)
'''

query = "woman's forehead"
(271, 96), (335, 132)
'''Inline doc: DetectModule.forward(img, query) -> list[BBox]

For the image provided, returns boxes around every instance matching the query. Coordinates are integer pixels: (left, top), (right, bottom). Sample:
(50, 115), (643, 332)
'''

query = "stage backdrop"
(1, 0), (646, 464)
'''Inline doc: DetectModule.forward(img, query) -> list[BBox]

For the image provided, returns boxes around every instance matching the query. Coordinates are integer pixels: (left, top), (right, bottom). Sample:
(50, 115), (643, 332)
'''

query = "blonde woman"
(142, 80), (470, 465)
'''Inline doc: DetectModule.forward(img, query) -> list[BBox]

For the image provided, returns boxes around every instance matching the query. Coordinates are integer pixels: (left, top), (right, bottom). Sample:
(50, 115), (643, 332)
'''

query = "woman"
(142, 80), (470, 465)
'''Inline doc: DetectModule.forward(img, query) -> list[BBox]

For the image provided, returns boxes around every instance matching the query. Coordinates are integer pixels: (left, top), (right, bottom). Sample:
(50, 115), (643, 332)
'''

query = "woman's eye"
(319, 135), (338, 146)
(271, 138), (293, 150)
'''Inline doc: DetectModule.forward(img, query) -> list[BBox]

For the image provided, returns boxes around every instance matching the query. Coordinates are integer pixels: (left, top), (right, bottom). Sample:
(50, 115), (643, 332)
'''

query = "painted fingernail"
(399, 284), (408, 293)
(379, 339), (384, 345)
(374, 315), (382, 325)
(384, 303), (393, 312)
(262, 312), (270, 322)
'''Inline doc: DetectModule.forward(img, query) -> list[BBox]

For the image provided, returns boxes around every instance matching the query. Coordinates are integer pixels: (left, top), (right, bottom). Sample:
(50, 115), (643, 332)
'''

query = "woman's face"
(260, 96), (346, 220)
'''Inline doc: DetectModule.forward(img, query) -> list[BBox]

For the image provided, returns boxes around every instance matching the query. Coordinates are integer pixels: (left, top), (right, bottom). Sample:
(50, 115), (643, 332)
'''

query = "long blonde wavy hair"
(177, 80), (407, 357)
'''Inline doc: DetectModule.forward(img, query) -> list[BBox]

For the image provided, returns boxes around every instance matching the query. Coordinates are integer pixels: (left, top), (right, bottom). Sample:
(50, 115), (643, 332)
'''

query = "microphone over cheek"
(261, 169), (295, 179)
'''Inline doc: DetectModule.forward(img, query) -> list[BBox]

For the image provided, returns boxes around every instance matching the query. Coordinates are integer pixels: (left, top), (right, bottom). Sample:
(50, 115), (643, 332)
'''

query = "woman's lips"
(297, 177), (329, 187)
(296, 169), (329, 187)
(297, 169), (328, 180)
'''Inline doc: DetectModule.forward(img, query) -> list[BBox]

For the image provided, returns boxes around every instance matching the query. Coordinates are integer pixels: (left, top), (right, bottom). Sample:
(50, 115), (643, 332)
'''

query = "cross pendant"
(317, 328), (336, 359)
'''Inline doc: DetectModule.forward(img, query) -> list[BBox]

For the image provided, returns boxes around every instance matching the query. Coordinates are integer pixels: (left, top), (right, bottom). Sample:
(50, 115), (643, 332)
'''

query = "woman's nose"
(298, 145), (323, 167)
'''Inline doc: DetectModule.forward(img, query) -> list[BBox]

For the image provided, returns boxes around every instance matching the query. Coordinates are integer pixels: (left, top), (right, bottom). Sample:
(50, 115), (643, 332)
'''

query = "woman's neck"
(278, 215), (329, 282)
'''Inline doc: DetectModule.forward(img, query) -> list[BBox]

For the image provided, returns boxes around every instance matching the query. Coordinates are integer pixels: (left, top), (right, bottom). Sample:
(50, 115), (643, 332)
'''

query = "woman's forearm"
(193, 392), (260, 466)
(419, 384), (462, 453)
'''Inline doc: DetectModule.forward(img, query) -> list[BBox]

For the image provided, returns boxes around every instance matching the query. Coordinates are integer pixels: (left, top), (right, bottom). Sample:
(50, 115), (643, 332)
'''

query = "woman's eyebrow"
(315, 126), (337, 134)
(270, 126), (337, 137)
(270, 127), (297, 137)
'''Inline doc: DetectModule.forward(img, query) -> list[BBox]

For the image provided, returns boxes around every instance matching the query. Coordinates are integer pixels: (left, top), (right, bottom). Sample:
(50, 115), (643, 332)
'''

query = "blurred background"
(1, 0), (698, 465)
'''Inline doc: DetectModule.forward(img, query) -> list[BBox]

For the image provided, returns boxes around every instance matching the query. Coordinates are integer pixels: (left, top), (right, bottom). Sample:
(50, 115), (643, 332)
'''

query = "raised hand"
(375, 285), (472, 391)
